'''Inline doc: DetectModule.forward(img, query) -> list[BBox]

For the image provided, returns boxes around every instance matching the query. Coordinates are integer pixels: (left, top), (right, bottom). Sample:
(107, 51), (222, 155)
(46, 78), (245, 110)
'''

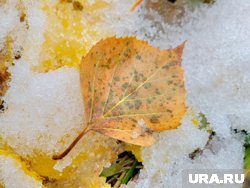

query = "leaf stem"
(130, 0), (143, 11)
(52, 126), (90, 160)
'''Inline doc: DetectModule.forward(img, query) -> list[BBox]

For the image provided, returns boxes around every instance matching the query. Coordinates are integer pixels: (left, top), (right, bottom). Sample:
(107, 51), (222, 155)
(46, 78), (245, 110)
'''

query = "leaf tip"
(175, 41), (186, 56)
(136, 133), (155, 147)
(172, 41), (186, 66)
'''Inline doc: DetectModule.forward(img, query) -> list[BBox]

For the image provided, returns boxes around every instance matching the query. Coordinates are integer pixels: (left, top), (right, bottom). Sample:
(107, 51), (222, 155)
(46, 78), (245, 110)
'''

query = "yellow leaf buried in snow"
(53, 37), (186, 160)
(0, 150), (44, 188)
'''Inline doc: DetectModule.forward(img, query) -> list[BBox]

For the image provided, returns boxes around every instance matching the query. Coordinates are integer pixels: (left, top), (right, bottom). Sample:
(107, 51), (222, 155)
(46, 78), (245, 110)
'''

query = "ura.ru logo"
(189, 173), (244, 184)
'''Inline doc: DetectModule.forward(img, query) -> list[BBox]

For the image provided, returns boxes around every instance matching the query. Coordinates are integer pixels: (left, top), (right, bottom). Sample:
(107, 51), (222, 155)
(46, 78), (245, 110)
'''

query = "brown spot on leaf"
(150, 115), (160, 124)
(114, 76), (120, 82)
(73, 1), (83, 11)
(134, 100), (142, 110)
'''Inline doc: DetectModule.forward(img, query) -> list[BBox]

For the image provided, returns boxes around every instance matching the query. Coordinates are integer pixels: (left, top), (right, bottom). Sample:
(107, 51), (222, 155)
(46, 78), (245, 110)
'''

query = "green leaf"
(121, 160), (138, 185)
(100, 151), (142, 186)
(244, 147), (250, 169)
(100, 163), (123, 178)
(245, 135), (250, 146)
(198, 112), (209, 130)
(100, 156), (128, 177)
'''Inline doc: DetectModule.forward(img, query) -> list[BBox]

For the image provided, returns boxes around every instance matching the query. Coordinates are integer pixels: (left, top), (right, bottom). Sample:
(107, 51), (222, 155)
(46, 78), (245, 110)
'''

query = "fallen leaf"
(130, 0), (143, 11)
(53, 37), (186, 159)
(0, 150), (44, 188)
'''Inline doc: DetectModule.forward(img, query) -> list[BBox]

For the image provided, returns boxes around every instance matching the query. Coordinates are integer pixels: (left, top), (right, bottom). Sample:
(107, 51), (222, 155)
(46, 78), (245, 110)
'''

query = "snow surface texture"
(1, 62), (84, 155)
(0, 153), (43, 188)
(0, 1), (121, 187)
(118, 0), (247, 187)
(0, 0), (248, 187)
(0, 0), (28, 58)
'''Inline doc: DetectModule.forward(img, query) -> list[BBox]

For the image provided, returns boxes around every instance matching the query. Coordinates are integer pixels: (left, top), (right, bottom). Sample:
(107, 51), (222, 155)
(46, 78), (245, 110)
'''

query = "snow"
(0, 0), (249, 187)
(108, 0), (248, 187)
(1, 61), (84, 155)
(0, 151), (43, 188)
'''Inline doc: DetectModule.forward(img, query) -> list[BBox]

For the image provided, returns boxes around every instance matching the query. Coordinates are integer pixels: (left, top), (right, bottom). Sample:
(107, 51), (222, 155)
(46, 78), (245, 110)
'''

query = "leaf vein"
(124, 93), (166, 102)
(102, 63), (120, 115)
(105, 111), (171, 118)
(102, 60), (164, 118)
(89, 60), (101, 122)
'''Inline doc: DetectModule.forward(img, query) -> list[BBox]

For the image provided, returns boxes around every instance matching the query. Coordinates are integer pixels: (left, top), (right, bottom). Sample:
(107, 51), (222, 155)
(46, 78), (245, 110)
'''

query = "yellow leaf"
(0, 150), (44, 188)
(123, 143), (142, 162)
(53, 37), (186, 160)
